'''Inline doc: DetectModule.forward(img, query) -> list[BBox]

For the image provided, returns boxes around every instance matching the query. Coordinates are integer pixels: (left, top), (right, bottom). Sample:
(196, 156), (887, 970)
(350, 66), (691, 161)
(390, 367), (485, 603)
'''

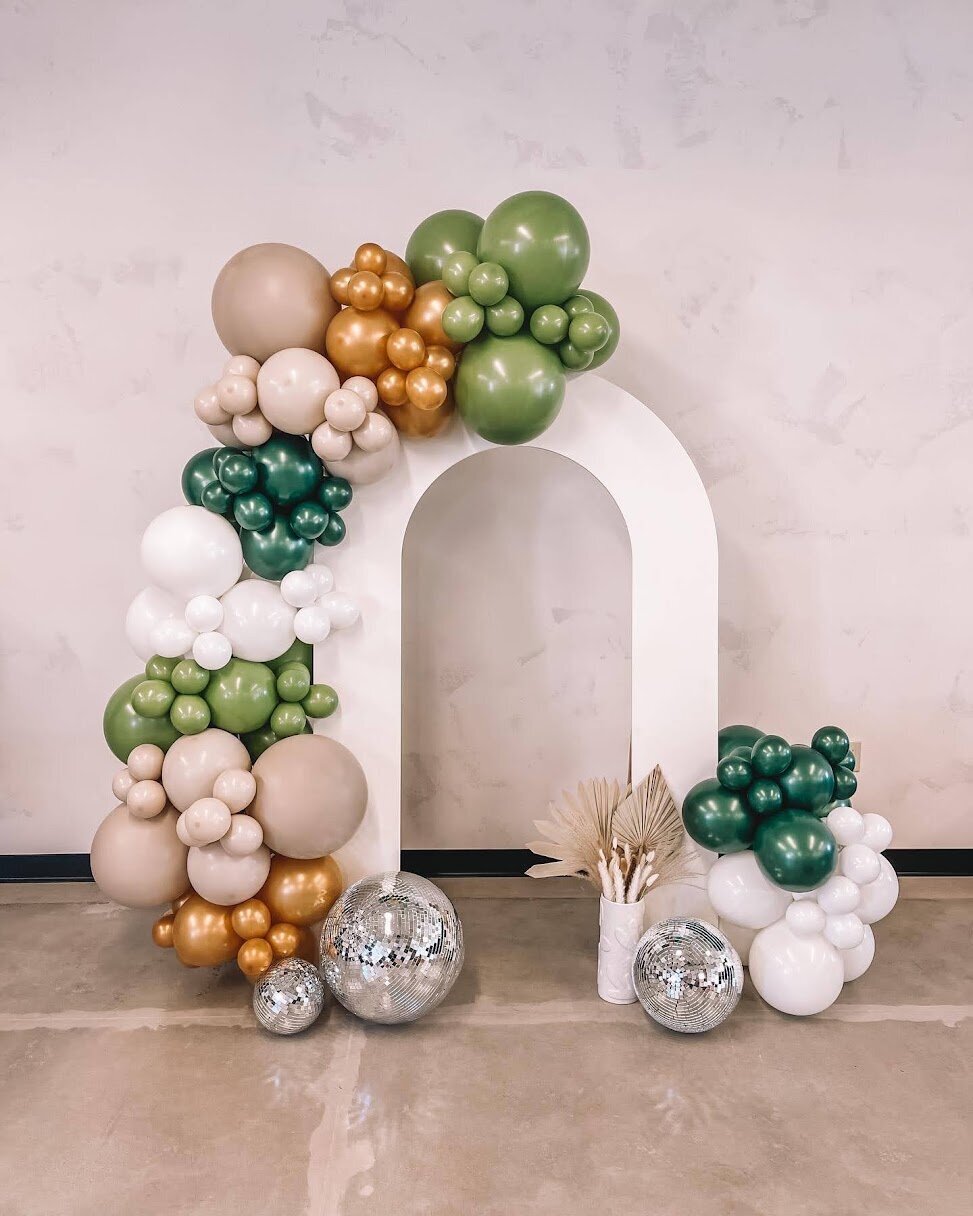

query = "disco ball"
(320, 871), (464, 1024)
(253, 957), (326, 1035)
(632, 917), (743, 1034)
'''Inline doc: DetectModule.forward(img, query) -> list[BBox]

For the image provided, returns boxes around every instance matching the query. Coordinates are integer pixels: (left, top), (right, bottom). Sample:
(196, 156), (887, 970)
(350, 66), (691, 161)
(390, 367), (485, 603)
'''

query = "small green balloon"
(241, 517), (312, 580)
(303, 683), (339, 719)
(405, 209), (483, 286)
(716, 755), (752, 791)
(318, 477), (352, 513)
(316, 514), (346, 548)
(213, 448), (239, 479)
(577, 290), (620, 370)
(682, 778), (758, 854)
(557, 340), (593, 371)
(832, 767), (858, 801)
(455, 332), (566, 446)
(485, 296), (524, 337)
(839, 752), (856, 771)
(779, 744), (836, 813)
(442, 250), (479, 297)
(729, 745), (754, 759)
(170, 659), (210, 695)
(169, 694), (211, 735)
(253, 434), (321, 508)
(468, 261), (508, 307)
(266, 639), (313, 674)
(131, 679), (175, 719)
(562, 294), (593, 319)
(181, 449), (219, 507)
(217, 452), (258, 494)
(811, 725), (850, 765)
(103, 674), (180, 762)
(747, 778), (784, 816)
(203, 657), (278, 733)
(718, 724), (764, 761)
(442, 296), (485, 343)
(145, 655), (177, 681)
(568, 312), (609, 352)
(276, 663), (312, 703)
(529, 304), (569, 346)
(290, 501), (330, 540)
(750, 734), (793, 778)
(241, 725), (279, 763)
(271, 702), (307, 737)
(754, 809), (837, 892)
(201, 481), (232, 516)
(233, 492), (274, 532)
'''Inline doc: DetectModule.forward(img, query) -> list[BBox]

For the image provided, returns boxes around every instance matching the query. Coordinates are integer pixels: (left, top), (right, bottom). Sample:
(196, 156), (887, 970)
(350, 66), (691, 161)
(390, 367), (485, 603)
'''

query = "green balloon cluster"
(182, 436), (352, 580)
(683, 723), (858, 892)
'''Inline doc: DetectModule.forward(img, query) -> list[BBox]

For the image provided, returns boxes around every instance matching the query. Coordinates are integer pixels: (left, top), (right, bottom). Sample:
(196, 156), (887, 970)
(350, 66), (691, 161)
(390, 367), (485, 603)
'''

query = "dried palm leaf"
(525, 777), (625, 888)
(612, 765), (700, 895)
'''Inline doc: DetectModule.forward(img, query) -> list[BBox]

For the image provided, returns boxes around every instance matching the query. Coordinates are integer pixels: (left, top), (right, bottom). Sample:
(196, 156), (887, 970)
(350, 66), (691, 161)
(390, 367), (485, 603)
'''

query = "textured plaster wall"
(1, 0), (971, 853)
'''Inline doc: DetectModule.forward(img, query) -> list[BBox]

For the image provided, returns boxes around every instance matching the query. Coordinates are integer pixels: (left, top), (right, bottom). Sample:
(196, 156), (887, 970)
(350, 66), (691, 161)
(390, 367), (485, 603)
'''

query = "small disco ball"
(320, 871), (464, 1025)
(632, 917), (743, 1034)
(253, 956), (326, 1036)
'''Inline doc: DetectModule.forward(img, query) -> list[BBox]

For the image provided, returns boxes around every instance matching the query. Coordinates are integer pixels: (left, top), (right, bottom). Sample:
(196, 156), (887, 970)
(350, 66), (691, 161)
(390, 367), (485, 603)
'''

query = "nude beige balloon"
(211, 243), (338, 363)
(232, 408), (273, 446)
(223, 354), (261, 381)
(207, 421), (248, 449)
(126, 779), (168, 819)
(127, 743), (165, 782)
(311, 422), (354, 462)
(257, 348), (340, 435)
(188, 841), (271, 906)
(195, 384), (230, 426)
(249, 735), (368, 859)
(324, 412), (401, 485)
(323, 388), (367, 432)
(161, 729), (251, 813)
(212, 767), (256, 813)
(353, 410), (394, 453)
(111, 767), (135, 802)
(90, 804), (189, 908)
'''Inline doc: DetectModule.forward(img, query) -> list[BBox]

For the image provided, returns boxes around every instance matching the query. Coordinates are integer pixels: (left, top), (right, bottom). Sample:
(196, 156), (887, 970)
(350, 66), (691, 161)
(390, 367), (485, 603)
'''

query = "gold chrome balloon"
(406, 367), (447, 410)
(231, 897), (272, 941)
(237, 937), (274, 983)
(387, 328), (426, 371)
(266, 922), (318, 963)
(326, 307), (398, 379)
(152, 913), (175, 948)
(377, 366), (408, 407)
(404, 281), (462, 352)
(257, 853), (343, 927)
(172, 894), (243, 968)
(355, 242), (387, 275)
(347, 270), (384, 312)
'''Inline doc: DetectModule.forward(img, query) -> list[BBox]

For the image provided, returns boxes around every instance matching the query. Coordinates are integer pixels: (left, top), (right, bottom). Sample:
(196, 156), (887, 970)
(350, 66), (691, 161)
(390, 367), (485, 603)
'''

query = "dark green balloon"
(455, 332), (565, 445)
(468, 261), (508, 307)
(839, 752), (856, 771)
(682, 778), (758, 854)
(750, 734), (792, 778)
(271, 702), (307, 737)
(318, 477), (352, 513)
(747, 778), (784, 816)
(529, 305), (569, 346)
(477, 191), (590, 311)
(241, 517), (312, 580)
(276, 663), (312, 703)
(568, 312), (609, 353)
(779, 744), (836, 813)
(442, 296), (485, 343)
(405, 209), (484, 286)
(241, 725), (279, 763)
(131, 679), (175, 719)
(811, 725), (850, 764)
(316, 514), (346, 548)
(169, 694), (211, 735)
(266, 639), (313, 674)
(716, 755), (752, 791)
(442, 250), (479, 297)
(253, 434), (320, 508)
(233, 492), (274, 532)
(181, 449), (219, 506)
(103, 675), (179, 762)
(170, 659), (210, 695)
(203, 658), (278, 733)
(754, 810), (838, 892)
(290, 501), (330, 540)
(201, 481), (233, 516)
(729, 745), (754, 759)
(485, 296), (524, 337)
(212, 448), (238, 480)
(145, 655), (177, 681)
(718, 724), (763, 761)
(303, 684), (339, 719)
(833, 766), (858, 801)
(578, 290), (620, 371)
(217, 452), (258, 494)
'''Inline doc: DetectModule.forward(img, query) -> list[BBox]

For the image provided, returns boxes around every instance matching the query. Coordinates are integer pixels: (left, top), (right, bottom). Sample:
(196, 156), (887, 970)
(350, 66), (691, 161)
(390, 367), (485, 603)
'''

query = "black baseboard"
(1, 848), (971, 883)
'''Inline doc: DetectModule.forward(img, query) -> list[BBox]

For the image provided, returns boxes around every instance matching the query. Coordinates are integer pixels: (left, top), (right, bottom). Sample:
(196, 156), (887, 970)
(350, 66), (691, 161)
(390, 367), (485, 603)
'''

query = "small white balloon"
(815, 875), (861, 916)
(342, 375), (378, 411)
(840, 843), (881, 887)
(219, 580), (297, 662)
(322, 590), (360, 629)
(307, 564), (334, 595)
(187, 842), (271, 905)
(827, 805), (865, 846)
(141, 506), (243, 600)
(706, 851), (791, 930)
(841, 923), (876, 982)
(180, 797), (233, 846)
(824, 912), (865, 951)
(185, 594), (224, 633)
(749, 920), (845, 1016)
(860, 812), (893, 854)
(150, 617), (195, 659)
(294, 605), (331, 644)
(192, 631), (233, 671)
(125, 586), (186, 661)
(212, 767), (257, 814)
(785, 900), (826, 937)
(280, 570), (318, 609)
(856, 855), (899, 925)
(220, 815), (264, 857)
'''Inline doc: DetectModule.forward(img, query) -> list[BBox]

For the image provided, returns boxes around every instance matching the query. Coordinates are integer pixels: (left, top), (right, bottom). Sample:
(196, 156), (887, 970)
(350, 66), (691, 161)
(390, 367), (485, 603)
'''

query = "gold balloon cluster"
(152, 853), (343, 983)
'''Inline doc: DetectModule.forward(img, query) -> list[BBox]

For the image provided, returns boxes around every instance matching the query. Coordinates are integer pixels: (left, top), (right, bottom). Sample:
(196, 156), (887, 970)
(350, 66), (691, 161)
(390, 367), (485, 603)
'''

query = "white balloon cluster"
(707, 806), (898, 1017)
(280, 567), (360, 644)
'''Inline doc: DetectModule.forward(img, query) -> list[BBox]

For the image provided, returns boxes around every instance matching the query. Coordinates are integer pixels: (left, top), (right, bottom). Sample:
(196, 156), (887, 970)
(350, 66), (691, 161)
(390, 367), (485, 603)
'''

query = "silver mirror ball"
(632, 917), (743, 1033)
(253, 956), (326, 1035)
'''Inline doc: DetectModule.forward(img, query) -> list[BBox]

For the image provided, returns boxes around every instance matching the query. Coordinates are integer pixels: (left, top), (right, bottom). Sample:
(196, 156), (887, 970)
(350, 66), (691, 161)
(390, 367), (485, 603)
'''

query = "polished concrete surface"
(0, 882), (970, 1215)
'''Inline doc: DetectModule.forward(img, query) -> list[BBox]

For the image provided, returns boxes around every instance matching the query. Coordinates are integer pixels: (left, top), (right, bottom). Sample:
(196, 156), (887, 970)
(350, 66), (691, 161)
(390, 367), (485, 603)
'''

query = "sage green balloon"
(267, 639), (313, 674)
(568, 311), (609, 352)
(169, 694), (211, 735)
(754, 809), (837, 892)
(241, 517), (312, 580)
(562, 294), (593, 318)
(557, 339), (593, 371)
(455, 332), (565, 445)
(682, 778), (758, 854)
(303, 684), (339, 719)
(276, 663), (312, 703)
(442, 251), (479, 297)
(241, 725), (279, 763)
(778, 744), (836, 813)
(103, 675), (180, 762)
(145, 655), (177, 681)
(131, 679), (175, 719)
(442, 296), (485, 344)
(181, 448), (219, 506)
(485, 296), (524, 337)
(405, 209), (484, 286)
(578, 290), (620, 371)
(271, 702), (307, 737)
(468, 262), (508, 307)
(170, 659), (210, 696)
(477, 191), (589, 311)
(529, 305), (569, 346)
(203, 658), (278, 733)
(718, 724), (763, 760)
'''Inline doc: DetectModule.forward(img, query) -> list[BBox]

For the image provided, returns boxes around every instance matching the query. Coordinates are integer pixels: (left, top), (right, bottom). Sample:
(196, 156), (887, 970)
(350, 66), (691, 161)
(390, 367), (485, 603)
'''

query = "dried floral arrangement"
(526, 767), (695, 903)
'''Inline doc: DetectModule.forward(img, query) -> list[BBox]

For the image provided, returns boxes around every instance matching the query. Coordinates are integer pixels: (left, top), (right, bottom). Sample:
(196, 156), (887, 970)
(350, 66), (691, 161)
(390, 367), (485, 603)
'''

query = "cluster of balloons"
(683, 724), (859, 891)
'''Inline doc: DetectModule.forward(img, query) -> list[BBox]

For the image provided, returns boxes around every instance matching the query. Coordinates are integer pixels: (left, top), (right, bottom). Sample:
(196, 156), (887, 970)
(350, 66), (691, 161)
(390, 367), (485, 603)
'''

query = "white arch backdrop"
(318, 374), (718, 917)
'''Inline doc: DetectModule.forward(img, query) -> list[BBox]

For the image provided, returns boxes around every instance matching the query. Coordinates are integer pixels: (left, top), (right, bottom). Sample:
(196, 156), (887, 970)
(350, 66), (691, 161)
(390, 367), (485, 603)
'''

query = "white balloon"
(824, 912), (865, 950)
(220, 815), (264, 856)
(280, 570), (318, 608)
(219, 580), (296, 662)
(141, 506), (243, 599)
(307, 564), (334, 595)
(192, 631), (233, 671)
(826, 805), (865, 846)
(187, 842), (271, 905)
(342, 375), (378, 411)
(785, 900), (826, 937)
(840, 843), (881, 887)
(706, 851), (791, 930)
(841, 923), (876, 982)
(125, 586), (185, 661)
(856, 855), (899, 925)
(150, 617), (195, 659)
(294, 605), (331, 644)
(816, 875), (861, 916)
(860, 812), (893, 854)
(749, 920), (845, 1016)
(322, 590), (360, 629)
(185, 594), (224, 633)
(179, 797), (232, 846)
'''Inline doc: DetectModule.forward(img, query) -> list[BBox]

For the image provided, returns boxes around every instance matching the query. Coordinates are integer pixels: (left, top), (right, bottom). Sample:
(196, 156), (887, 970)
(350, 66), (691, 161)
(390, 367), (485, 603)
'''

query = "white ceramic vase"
(597, 895), (647, 1004)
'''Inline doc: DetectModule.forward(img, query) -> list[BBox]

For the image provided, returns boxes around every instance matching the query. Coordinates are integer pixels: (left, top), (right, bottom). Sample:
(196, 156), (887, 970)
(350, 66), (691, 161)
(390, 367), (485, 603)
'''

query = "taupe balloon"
(249, 734), (368, 859)
(324, 410), (401, 485)
(212, 767), (257, 814)
(187, 841), (272, 906)
(257, 348), (339, 434)
(207, 420), (247, 449)
(311, 423), (353, 462)
(111, 767), (135, 802)
(221, 814), (264, 856)
(90, 803), (189, 908)
(181, 796), (233, 845)
(126, 779), (168, 819)
(127, 743), (165, 782)
(161, 729), (251, 813)
(232, 408), (273, 447)
(212, 243), (338, 363)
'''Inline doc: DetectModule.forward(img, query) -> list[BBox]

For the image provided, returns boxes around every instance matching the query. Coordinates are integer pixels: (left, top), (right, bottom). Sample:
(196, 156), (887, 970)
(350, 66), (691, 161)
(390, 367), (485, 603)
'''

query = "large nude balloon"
(161, 729), (251, 812)
(212, 244), (338, 363)
(187, 842), (271, 906)
(324, 411), (401, 485)
(256, 348), (339, 435)
(90, 804), (189, 908)
(249, 735), (367, 859)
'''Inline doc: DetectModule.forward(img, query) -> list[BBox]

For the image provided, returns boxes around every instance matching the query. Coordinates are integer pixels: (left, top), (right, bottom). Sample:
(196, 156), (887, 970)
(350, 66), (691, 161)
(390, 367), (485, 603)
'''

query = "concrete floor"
(0, 880), (970, 1216)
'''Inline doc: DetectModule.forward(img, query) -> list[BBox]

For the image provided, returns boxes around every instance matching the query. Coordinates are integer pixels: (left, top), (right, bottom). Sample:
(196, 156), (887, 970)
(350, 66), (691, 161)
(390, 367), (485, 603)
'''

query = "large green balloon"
(405, 209), (484, 286)
(477, 191), (590, 312)
(202, 658), (278, 733)
(778, 744), (835, 813)
(578, 290), (620, 371)
(682, 778), (758, 854)
(717, 724), (763, 760)
(181, 448), (220, 507)
(266, 639), (313, 674)
(455, 332), (565, 445)
(241, 518), (312, 581)
(253, 434), (320, 508)
(103, 674), (180, 762)
(754, 810), (837, 892)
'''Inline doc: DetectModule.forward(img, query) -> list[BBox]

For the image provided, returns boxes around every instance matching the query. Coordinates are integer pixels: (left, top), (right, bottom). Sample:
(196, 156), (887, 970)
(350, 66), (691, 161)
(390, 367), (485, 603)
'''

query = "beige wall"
(1, 0), (971, 853)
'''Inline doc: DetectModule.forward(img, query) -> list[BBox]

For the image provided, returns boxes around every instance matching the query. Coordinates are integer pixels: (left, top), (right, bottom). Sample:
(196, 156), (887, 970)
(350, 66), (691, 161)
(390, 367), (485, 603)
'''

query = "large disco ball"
(632, 917), (743, 1034)
(253, 956), (326, 1035)
(320, 871), (464, 1024)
